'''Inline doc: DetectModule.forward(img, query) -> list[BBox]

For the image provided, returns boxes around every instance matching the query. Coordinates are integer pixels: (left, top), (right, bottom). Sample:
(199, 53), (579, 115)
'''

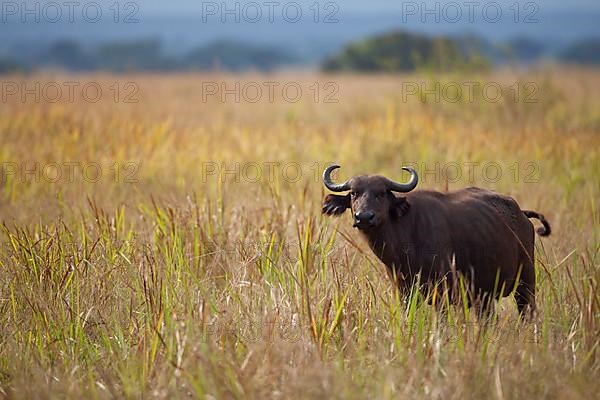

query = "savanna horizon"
(0, 68), (598, 398)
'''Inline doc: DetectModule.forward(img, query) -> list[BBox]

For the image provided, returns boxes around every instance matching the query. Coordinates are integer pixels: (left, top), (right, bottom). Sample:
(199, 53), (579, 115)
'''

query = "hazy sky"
(3, 0), (598, 57)
(10, 0), (600, 16)
(136, 0), (600, 15)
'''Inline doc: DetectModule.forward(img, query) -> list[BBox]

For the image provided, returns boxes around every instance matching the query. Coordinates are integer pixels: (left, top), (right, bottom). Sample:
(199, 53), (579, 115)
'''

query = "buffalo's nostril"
(354, 211), (376, 226)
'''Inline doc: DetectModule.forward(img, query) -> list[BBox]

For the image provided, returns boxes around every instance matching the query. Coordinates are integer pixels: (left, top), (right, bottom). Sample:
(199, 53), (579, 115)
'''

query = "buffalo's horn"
(386, 167), (419, 192)
(323, 165), (351, 192)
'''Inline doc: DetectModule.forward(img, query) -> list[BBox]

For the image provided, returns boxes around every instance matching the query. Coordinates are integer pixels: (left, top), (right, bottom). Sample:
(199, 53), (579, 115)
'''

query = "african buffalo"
(321, 165), (551, 317)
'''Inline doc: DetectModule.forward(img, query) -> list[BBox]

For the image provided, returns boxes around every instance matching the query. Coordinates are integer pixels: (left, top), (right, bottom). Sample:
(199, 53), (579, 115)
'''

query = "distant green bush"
(322, 31), (490, 73)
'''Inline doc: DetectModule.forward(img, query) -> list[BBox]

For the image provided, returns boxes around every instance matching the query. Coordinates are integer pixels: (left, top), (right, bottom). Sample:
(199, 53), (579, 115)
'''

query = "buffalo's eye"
(350, 192), (357, 198)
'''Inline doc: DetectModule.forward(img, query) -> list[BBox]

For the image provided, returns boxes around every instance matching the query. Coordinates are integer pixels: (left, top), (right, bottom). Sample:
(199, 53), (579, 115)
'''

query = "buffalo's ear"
(390, 194), (410, 219)
(322, 194), (350, 216)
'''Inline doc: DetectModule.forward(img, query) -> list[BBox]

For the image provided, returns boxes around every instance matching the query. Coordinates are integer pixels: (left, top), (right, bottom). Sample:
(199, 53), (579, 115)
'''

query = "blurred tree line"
(0, 33), (598, 74)
(322, 31), (600, 73)
(0, 39), (294, 74)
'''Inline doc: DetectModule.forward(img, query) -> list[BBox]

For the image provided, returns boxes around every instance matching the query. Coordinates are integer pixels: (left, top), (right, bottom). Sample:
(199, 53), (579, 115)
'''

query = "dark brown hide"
(323, 174), (551, 316)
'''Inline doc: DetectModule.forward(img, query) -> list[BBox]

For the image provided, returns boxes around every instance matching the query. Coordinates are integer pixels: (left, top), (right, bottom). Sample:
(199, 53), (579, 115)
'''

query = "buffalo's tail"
(523, 210), (551, 236)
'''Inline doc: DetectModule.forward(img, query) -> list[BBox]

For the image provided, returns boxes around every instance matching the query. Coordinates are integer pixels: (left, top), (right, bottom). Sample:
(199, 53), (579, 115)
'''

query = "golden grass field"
(0, 68), (599, 398)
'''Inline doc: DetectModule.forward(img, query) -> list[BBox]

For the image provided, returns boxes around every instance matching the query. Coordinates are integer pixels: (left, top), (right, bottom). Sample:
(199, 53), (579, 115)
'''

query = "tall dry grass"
(0, 68), (599, 398)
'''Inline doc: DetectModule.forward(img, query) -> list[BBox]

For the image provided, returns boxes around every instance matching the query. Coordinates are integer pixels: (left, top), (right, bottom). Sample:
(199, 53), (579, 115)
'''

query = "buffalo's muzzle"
(353, 211), (376, 229)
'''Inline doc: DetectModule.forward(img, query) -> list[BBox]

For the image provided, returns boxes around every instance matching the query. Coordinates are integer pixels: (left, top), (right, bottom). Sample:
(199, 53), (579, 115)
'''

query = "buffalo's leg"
(515, 260), (536, 319)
